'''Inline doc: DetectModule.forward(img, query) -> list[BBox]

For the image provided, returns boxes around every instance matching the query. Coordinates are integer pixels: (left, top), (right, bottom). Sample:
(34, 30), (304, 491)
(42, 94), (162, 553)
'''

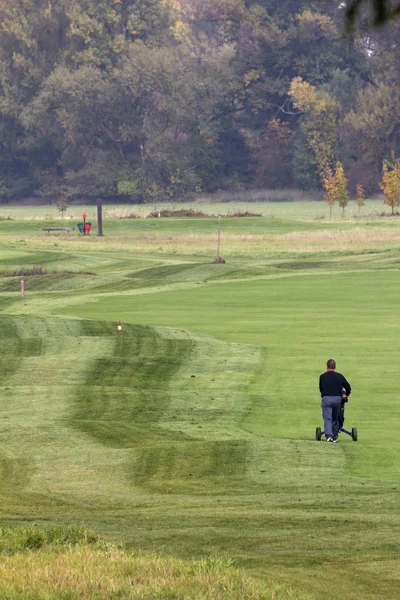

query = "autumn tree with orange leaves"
(380, 156), (400, 215)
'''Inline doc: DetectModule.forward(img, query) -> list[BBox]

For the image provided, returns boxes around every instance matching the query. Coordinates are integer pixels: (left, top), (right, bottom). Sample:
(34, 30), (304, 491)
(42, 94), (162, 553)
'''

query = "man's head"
(326, 358), (336, 370)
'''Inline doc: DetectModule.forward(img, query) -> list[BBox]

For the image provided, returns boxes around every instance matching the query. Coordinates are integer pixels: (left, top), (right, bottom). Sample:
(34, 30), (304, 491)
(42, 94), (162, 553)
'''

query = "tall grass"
(0, 525), (100, 554)
(0, 527), (312, 600)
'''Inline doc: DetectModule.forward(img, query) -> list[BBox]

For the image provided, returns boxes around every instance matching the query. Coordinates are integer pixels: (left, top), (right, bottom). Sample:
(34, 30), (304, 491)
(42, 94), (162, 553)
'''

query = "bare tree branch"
(273, 100), (302, 118)
(99, 123), (125, 161)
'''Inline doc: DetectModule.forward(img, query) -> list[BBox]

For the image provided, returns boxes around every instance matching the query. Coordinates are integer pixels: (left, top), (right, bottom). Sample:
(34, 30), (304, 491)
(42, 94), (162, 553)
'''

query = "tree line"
(0, 0), (399, 203)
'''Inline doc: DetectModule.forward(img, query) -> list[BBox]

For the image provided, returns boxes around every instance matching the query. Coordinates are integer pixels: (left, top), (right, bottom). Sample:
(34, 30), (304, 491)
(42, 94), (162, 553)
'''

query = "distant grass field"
(0, 197), (391, 221)
(0, 201), (400, 600)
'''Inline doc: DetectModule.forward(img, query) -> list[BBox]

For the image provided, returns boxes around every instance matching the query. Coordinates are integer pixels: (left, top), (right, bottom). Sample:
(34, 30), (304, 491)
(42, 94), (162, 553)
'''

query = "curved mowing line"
(0, 314), (265, 509)
(67, 320), (265, 496)
(0, 316), (44, 385)
(131, 439), (250, 495)
(128, 262), (274, 283)
(0, 451), (33, 492)
(0, 250), (71, 268)
(69, 322), (195, 448)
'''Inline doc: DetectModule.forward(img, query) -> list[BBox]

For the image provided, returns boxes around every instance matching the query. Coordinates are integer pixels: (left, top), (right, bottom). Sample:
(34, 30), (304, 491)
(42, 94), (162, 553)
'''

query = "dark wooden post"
(214, 215), (225, 263)
(97, 198), (103, 236)
(217, 215), (221, 262)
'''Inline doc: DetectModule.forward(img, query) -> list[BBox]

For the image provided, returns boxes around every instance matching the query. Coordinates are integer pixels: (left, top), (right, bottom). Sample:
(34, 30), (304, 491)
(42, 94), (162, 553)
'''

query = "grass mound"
(0, 527), (311, 600)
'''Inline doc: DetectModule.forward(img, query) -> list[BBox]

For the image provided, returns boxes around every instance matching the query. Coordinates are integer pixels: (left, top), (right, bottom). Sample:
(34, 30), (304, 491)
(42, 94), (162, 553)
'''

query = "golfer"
(319, 359), (351, 442)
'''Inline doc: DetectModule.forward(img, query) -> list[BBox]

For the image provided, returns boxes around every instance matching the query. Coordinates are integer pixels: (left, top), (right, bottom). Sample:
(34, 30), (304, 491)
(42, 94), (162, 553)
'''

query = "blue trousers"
(321, 396), (342, 439)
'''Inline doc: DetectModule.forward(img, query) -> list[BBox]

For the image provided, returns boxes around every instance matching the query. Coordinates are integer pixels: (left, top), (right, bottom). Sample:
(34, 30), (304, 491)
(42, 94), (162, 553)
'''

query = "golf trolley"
(316, 397), (358, 442)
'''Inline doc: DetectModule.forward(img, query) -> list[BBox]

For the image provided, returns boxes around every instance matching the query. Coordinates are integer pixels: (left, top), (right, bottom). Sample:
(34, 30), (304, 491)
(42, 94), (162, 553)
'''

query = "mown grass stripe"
(70, 324), (195, 447)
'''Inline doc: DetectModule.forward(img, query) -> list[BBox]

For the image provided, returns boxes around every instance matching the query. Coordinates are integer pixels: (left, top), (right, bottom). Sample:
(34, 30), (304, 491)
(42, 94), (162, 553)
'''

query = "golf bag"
(338, 401), (345, 429)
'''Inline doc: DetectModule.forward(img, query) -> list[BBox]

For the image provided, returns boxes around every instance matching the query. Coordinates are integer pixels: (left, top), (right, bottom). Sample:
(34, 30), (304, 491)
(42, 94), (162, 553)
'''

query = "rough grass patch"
(0, 525), (100, 555)
(3, 265), (45, 277)
(117, 212), (141, 219)
(2, 266), (95, 277)
(374, 211), (400, 217)
(279, 228), (400, 246)
(227, 211), (262, 217)
(196, 187), (322, 203)
(147, 208), (213, 218)
(0, 541), (312, 600)
(146, 209), (262, 218)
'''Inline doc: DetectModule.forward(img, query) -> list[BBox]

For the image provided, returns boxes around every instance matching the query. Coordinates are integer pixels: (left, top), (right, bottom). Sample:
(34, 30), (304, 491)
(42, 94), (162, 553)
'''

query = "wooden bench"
(42, 227), (75, 233)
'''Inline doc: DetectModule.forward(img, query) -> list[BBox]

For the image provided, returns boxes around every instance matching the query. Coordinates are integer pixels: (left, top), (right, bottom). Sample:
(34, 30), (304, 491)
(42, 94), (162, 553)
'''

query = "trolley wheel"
(352, 427), (358, 442)
(316, 427), (322, 441)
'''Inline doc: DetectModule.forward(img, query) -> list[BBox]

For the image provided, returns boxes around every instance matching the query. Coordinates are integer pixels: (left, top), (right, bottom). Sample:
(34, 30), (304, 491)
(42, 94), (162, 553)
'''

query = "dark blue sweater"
(319, 370), (351, 398)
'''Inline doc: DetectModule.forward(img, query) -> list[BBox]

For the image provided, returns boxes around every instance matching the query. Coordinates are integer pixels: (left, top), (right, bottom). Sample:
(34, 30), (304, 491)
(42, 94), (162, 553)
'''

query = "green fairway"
(0, 204), (400, 599)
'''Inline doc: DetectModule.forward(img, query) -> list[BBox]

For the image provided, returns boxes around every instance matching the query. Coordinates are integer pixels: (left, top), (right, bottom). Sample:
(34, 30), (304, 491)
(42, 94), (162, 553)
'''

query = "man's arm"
(319, 375), (322, 396)
(342, 376), (351, 396)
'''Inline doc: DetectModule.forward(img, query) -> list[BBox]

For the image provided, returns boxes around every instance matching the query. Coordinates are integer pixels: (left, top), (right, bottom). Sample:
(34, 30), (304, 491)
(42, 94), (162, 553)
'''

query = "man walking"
(319, 359), (351, 442)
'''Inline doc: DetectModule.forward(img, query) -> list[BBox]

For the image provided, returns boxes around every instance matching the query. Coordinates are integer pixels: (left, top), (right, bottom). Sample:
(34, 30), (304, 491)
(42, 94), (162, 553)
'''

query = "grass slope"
(0, 206), (400, 599)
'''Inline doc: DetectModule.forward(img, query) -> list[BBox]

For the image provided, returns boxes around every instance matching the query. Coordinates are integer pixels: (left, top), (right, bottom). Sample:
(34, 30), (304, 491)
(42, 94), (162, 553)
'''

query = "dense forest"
(0, 0), (399, 202)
